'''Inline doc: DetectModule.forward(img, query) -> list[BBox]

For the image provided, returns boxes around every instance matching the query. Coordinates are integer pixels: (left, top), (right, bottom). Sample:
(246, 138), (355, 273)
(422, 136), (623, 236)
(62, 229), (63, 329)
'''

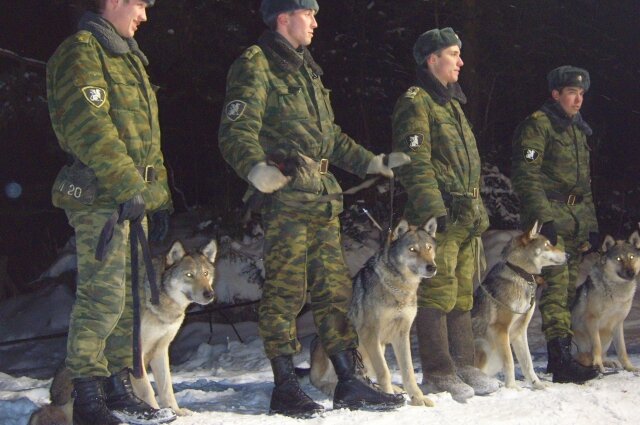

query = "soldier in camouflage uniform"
(391, 28), (499, 402)
(46, 1), (174, 424)
(511, 66), (599, 384)
(218, 0), (408, 417)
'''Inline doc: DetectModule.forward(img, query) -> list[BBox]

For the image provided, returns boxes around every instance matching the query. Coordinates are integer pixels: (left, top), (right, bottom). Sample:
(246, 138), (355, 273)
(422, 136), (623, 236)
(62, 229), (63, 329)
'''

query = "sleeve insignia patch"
(407, 133), (424, 151)
(523, 148), (540, 163)
(81, 86), (106, 108)
(225, 100), (247, 121)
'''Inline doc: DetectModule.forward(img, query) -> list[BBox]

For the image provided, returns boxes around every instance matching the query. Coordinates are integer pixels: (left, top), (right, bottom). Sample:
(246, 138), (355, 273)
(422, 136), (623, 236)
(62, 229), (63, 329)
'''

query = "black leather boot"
(72, 376), (121, 425)
(331, 349), (405, 411)
(547, 336), (598, 383)
(105, 368), (176, 424)
(269, 355), (325, 418)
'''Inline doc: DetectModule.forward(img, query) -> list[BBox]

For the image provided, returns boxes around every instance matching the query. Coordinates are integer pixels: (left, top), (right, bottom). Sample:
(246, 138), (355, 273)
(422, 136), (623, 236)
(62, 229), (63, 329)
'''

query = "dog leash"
(95, 212), (160, 378)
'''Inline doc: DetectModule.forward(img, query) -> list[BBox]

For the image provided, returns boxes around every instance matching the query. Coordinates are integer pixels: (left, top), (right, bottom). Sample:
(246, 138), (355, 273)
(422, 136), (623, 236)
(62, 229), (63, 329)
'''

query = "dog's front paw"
(602, 359), (621, 370)
(531, 380), (548, 390)
(504, 381), (521, 390)
(174, 407), (194, 416)
(622, 364), (639, 372)
(410, 394), (435, 407)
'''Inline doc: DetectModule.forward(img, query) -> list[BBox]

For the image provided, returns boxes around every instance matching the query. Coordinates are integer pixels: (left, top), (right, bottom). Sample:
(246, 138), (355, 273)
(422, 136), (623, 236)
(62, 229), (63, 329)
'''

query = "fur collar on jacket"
(78, 11), (149, 66)
(416, 66), (467, 106)
(258, 30), (323, 76)
(540, 99), (593, 136)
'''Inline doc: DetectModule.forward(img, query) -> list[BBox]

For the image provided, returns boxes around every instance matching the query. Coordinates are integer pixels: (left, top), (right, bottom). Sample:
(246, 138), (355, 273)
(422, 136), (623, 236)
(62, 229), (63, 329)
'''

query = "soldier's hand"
(367, 153), (411, 178)
(247, 161), (291, 194)
(118, 193), (145, 224)
(540, 220), (558, 245)
(436, 215), (447, 233)
(149, 209), (171, 242)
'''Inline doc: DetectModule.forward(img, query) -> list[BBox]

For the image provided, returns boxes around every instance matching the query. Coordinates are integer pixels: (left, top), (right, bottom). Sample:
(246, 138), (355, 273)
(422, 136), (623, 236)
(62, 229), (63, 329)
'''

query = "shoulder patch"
(523, 148), (540, 163)
(81, 86), (106, 108)
(242, 45), (262, 60)
(75, 31), (92, 44)
(406, 133), (424, 151)
(531, 111), (545, 120)
(405, 86), (420, 99)
(225, 100), (247, 121)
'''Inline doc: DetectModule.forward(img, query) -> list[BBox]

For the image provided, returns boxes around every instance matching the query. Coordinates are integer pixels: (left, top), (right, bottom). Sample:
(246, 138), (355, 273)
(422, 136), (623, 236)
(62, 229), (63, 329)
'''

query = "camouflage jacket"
(511, 101), (598, 234)
(218, 31), (374, 217)
(47, 16), (170, 212)
(392, 69), (488, 230)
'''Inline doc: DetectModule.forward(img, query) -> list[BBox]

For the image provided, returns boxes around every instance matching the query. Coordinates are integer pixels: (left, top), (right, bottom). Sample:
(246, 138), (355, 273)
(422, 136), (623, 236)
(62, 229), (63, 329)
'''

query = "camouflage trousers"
(539, 235), (582, 340)
(65, 209), (147, 378)
(259, 204), (358, 359)
(418, 220), (483, 312)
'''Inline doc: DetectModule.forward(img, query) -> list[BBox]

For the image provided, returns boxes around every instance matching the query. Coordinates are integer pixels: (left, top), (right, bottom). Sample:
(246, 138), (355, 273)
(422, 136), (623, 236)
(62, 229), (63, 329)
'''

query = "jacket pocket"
(107, 72), (140, 111)
(269, 85), (308, 121)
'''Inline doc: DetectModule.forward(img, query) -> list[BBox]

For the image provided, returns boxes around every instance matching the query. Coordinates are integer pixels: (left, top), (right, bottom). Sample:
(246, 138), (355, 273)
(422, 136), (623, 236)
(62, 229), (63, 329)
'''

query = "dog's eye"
(630, 255), (635, 260)
(410, 247), (417, 253)
(544, 241), (550, 247)
(617, 257), (622, 262)
(203, 271), (209, 276)
(186, 272), (194, 278)
(425, 245), (432, 251)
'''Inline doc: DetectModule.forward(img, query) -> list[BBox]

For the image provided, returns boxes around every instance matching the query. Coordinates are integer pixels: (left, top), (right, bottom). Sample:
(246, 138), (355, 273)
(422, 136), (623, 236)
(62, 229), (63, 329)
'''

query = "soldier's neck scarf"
(416, 66), (467, 106)
(258, 31), (323, 76)
(78, 11), (149, 66)
(540, 99), (593, 136)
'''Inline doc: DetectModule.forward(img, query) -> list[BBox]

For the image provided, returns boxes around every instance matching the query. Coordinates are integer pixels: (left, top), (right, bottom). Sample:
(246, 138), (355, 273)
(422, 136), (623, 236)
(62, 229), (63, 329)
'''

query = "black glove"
(118, 193), (145, 224)
(584, 231), (601, 254)
(436, 215), (447, 233)
(149, 209), (171, 242)
(539, 220), (558, 245)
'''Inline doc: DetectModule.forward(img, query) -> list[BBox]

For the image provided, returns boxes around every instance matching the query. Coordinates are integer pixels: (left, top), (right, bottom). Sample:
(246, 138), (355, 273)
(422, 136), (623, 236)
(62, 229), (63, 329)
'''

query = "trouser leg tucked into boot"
(269, 355), (324, 418)
(105, 368), (176, 424)
(416, 307), (474, 402)
(447, 309), (500, 395)
(331, 349), (405, 411)
(72, 376), (122, 425)
(546, 336), (598, 384)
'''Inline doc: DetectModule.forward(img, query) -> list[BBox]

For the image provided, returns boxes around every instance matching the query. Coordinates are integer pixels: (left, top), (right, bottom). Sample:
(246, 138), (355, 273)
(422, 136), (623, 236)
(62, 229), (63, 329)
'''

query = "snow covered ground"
(2, 211), (640, 424)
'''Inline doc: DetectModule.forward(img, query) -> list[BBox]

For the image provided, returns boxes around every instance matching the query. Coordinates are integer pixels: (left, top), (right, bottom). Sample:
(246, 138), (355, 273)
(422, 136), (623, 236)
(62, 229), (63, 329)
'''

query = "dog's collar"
(506, 262), (536, 283)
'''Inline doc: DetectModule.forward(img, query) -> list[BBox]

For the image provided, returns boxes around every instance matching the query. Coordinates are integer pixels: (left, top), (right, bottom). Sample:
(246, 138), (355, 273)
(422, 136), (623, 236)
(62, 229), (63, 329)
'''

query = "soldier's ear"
(601, 235), (616, 253)
(393, 219), (410, 241)
(201, 239), (218, 264)
(166, 241), (186, 266)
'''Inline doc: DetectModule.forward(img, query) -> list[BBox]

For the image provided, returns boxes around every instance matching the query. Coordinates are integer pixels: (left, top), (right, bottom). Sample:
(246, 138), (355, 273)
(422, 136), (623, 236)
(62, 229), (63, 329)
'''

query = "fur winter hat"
(547, 65), (590, 92)
(260, 0), (319, 26)
(413, 27), (461, 65)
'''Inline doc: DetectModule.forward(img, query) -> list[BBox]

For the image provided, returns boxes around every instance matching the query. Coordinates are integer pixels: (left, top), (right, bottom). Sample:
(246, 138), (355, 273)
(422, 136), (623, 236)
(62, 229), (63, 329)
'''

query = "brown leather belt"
(547, 191), (584, 205)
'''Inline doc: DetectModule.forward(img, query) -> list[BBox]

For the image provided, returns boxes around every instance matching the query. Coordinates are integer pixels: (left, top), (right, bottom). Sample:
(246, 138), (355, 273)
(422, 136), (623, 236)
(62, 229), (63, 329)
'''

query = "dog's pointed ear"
(166, 241), (186, 266)
(423, 216), (438, 238)
(601, 235), (616, 253)
(629, 231), (640, 249)
(392, 219), (410, 241)
(528, 220), (540, 240)
(201, 239), (218, 263)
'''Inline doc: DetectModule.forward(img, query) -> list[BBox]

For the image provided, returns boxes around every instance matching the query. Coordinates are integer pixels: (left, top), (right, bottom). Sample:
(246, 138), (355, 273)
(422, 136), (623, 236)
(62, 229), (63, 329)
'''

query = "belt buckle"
(567, 194), (576, 206)
(143, 165), (153, 183)
(471, 187), (479, 199)
(319, 158), (329, 175)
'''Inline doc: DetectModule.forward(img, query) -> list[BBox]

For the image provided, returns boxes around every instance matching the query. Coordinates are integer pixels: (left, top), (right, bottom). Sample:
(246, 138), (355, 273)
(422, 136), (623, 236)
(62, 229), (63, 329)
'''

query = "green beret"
(260, 0), (319, 25)
(413, 27), (461, 65)
(547, 66), (590, 92)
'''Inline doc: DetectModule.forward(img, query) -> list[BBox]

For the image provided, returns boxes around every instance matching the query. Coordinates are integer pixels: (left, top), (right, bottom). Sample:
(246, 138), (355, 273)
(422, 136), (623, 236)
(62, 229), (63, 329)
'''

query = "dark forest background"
(1, 0), (639, 291)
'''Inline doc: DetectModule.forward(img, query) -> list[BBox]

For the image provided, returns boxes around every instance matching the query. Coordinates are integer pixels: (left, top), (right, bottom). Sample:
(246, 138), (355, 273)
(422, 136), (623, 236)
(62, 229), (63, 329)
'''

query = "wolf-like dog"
(472, 222), (566, 389)
(29, 239), (217, 424)
(310, 218), (438, 407)
(572, 231), (640, 373)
